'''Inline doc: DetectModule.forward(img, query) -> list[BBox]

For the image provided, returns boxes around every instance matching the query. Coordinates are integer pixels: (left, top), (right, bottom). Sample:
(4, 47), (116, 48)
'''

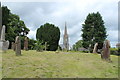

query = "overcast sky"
(2, 0), (119, 48)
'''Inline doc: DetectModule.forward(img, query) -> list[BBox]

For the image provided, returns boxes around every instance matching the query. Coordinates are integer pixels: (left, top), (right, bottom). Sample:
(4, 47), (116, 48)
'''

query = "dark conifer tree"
(36, 23), (60, 51)
(81, 12), (107, 52)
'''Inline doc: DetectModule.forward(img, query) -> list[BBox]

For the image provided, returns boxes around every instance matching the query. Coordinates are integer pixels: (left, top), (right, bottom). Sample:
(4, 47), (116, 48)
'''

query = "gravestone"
(1, 25), (5, 41)
(3, 40), (9, 51)
(15, 36), (21, 56)
(93, 43), (98, 53)
(0, 25), (9, 52)
(11, 42), (15, 51)
(24, 37), (28, 51)
(101, 40), (111, 61)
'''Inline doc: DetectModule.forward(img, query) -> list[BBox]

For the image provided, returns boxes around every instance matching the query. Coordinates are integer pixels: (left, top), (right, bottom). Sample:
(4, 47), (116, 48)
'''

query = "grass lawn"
(2, 50), (119, 78)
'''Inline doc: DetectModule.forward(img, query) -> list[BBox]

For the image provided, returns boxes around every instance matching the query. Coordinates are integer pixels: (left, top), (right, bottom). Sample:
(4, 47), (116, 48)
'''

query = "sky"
(2, 0), (119, 48)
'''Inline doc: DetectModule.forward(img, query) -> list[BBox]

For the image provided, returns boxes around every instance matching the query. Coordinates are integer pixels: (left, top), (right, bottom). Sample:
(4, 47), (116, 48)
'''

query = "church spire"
(64, 22), (67, 35)
(63, 21), (69, 50)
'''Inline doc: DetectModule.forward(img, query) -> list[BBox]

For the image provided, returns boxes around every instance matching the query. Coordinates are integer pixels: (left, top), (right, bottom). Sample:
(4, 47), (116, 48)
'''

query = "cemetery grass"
(2, 50), (119, 78)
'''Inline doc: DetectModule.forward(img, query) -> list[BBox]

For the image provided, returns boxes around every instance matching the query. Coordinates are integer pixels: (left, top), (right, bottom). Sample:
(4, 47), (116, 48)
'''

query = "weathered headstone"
(1, 25), (5, 41)
(11, 42), (15, 51)
(15, 36), (21, 56)
(3, 40), (9, 51)
(0, 25), (9, 52)
(101, 40), (111, 61)
(93, 43), (98, 53)
(24, 37), (28, 51)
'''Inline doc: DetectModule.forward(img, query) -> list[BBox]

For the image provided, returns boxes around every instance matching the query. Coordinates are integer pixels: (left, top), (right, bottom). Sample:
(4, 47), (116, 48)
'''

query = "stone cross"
(101, 40), (111, 61)
(15, 36), (21, 56)
(93, 43), (98, 53)
(1, 25), (5, 41)
(24, 37), (28, 51)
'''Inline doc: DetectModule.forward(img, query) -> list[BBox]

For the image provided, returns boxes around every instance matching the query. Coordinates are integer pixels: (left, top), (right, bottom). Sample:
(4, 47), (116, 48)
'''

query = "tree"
(36, 23), (60, 51)
(35, 40), (45, 52)
(73, 40), (83, 51)
(81, 12), (107, 52)
(2, 6), (30, 49)
(1, 6), (10, 37)
(2, 6), (10, 26)
(28, 39), (37, 50)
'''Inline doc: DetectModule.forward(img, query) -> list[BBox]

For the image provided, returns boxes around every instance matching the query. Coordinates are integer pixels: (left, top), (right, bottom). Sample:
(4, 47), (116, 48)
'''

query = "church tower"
(63, 22), (69, 50)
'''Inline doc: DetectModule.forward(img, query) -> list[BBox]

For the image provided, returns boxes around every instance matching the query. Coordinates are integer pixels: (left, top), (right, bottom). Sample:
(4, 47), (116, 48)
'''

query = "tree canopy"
(36, 23), (60, 51)
(28, 38), (37, 50)
(73, 40), (83, 51)
(81, 12), (107, 52)
(2, 6), (30, 48)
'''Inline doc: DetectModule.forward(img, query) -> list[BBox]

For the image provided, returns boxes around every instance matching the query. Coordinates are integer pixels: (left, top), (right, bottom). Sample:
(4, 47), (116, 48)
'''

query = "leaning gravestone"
(93, 43), (98, 53)
(101, 40), (111, 61)
(0, 25), (9, 52)
(24, 37), (28, 51)
(15, 36), (21, 56)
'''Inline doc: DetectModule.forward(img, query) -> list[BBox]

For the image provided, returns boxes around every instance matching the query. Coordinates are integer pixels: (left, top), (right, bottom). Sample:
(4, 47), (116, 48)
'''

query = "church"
(63, 22), (69, 50)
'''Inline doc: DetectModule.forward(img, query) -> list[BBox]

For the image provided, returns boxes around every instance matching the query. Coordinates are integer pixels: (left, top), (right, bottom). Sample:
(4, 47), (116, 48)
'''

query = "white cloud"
(2, 0), (119, 47)
(107, 30), (118, 46)
(27, 29), (37, 40)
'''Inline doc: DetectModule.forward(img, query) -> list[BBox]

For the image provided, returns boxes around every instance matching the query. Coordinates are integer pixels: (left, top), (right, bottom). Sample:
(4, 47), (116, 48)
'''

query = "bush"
(110, 48), (119, 56)
(82, 51), (89, 53)
(35, 40), (45, 52)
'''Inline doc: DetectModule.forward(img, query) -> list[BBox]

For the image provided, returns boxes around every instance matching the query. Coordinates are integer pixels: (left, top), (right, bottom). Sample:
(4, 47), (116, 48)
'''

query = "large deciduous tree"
(73, 40), (83, 51)
(81, 12), (107, 52)
(36, 23), (60, 51)
(2, 6), (30, 49)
